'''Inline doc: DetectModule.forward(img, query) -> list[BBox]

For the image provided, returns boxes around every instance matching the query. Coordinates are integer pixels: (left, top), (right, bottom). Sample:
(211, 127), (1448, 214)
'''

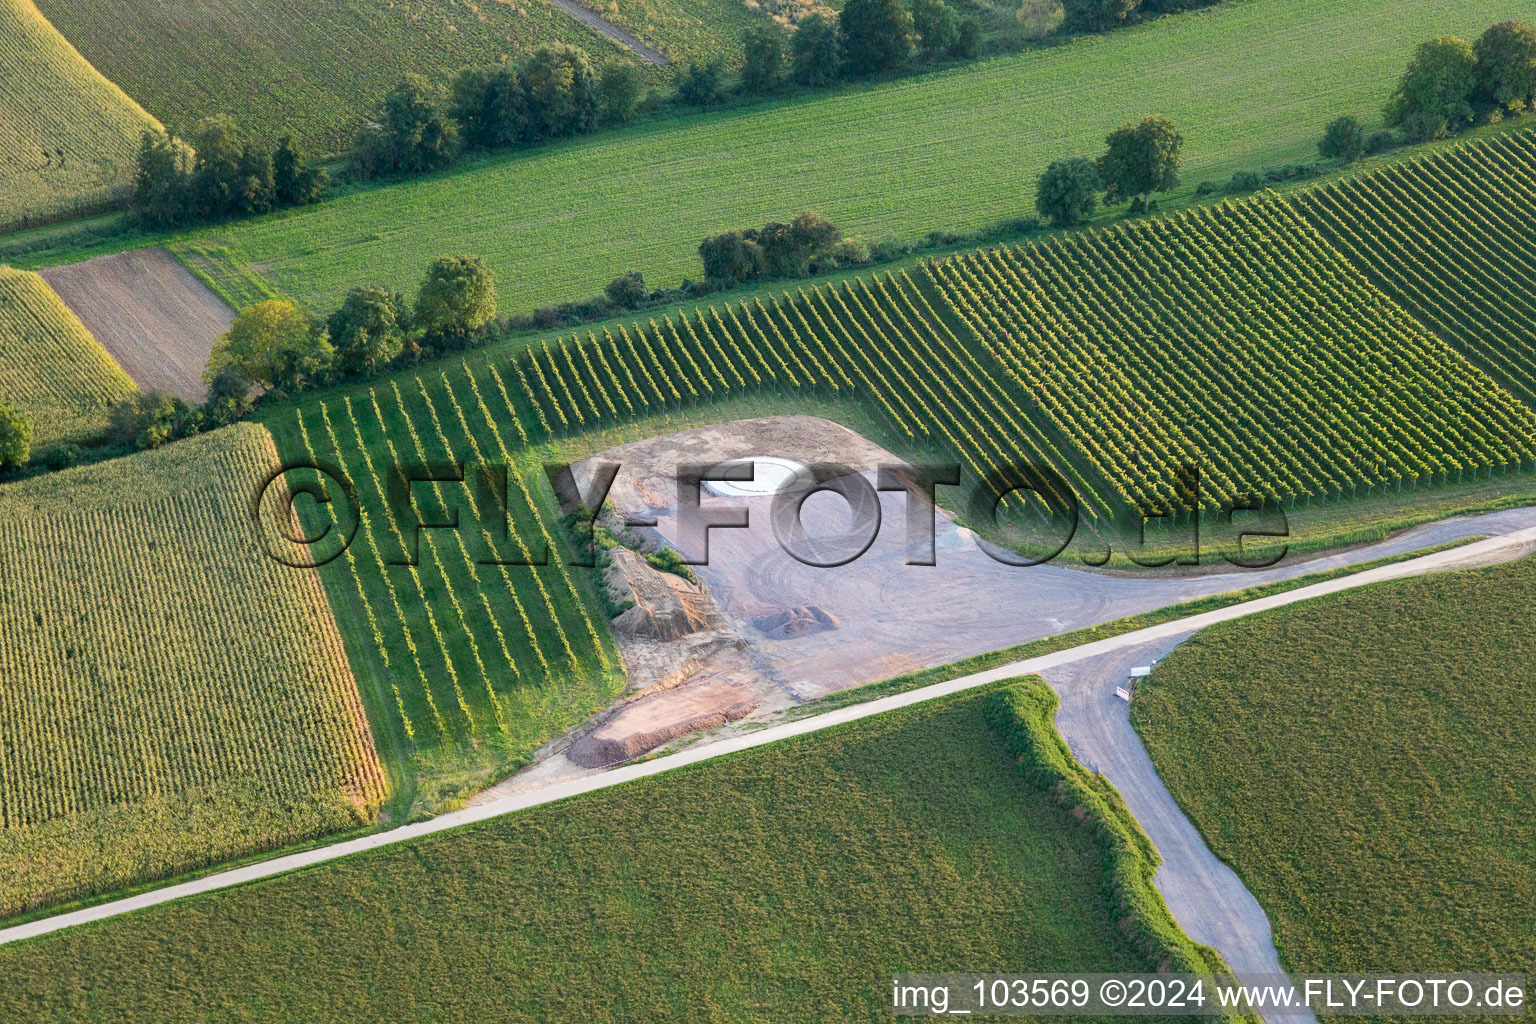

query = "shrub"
(676, 61), (726, 107)
(1364, 130), (1400, 155)
(1062, 0), (1137, 34)
(1194, 180), (1221, 196)
(1318, 115), (1365, 164)
(1225, 170), (1262, 193)
(604, 271), (649, 309)
(108, 391), (201, 450)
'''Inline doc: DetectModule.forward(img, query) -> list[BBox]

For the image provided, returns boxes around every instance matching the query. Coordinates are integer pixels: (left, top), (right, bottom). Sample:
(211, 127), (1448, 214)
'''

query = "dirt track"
(40, 248), (233, 402)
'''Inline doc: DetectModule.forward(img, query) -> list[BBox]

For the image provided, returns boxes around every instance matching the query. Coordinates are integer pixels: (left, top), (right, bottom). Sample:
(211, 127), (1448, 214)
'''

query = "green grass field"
(0, 424), (387, 917)
(32, 0), (624, 157)
(0, 685), (1207, 1021)
(178, 0), (1536, 316)
(0, 264), (135, 447)
(1296, 129), (1536, 410)
(0, 0), (159, 231)
(1132, 557), (1536, 978)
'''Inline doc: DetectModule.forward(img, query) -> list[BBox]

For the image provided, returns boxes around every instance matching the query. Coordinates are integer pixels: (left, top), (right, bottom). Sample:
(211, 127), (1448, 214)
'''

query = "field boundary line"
(3, 525), (1533, 947)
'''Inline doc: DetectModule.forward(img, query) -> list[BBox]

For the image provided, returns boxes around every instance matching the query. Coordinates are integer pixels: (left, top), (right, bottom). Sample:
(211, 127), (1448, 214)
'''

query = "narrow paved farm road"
(1045, 639), (1310, 1024)
(3, 524), (1534, 950)
(546, 0), (669, 64)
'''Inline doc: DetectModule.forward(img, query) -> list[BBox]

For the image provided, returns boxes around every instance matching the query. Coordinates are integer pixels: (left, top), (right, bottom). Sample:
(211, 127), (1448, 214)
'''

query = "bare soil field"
(40, 248), (232, 401)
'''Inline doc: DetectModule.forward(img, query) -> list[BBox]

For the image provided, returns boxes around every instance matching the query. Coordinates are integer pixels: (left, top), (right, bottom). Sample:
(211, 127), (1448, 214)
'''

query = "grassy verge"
(985, 681), (1232, 980)
(1131, 556), (1536, 998)
(1, 686), (1206, 1022)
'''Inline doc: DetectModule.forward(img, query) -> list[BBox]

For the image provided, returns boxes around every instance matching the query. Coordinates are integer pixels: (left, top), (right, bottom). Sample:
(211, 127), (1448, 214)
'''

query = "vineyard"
(32, 0), (624, 155)
(0, 424), (386, 916)
(926, 195), (1536, 518)
(270, 369), (624, 803)
(0, 0), (158, 231)
(0, 265), (136, 446)
(1294, 129), (1536, 412)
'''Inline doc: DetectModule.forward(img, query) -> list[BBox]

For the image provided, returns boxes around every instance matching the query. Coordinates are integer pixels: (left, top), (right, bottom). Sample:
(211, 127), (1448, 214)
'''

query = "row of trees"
(98, 256), (499, 454)
(1386, 21), (1536, 142)
(349, 46), (641, 178)
(1034, 116), (1184, 227)
(131, 117), (326, 229)
(1061, 0), (1220, 35)
(698, 211), (846, 284)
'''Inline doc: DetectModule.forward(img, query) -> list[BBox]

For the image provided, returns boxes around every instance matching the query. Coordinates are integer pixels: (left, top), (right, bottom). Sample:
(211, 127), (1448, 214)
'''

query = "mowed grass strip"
(0, 688), (1177, 1022)
(1132, 557), (1536, 981)
(0, 0), (159, 230)
(32, 0), (623, 156)
(0, 264), (135, 446)
(189, 0), (1536, 315)
(0, 424), (387, 918)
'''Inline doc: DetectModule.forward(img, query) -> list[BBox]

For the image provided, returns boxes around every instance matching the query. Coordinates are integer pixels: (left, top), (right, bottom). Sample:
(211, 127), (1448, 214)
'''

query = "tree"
(598, 61), (645, 124)
(381, 73), (461, 173)
(328, 286), (412, 377)
(1096, 115), (1183, 204)
(792, 14), (842, 87)
(415, 255), (497, 350)
(605, 271), (648, 309)
(1035, 157), (1101, 227)
(1475, 21), (1536, 112)
(1062, 0), (1137, 33)
(840, 0), (914, 76)
(130, 130), (192, 228)
(911, 0), (960, 58)
(1318, 115), (1365, 163)
(521, 44), (601, 141)
(189, 115), (245, 220)
(1385, 35), (1478, 142)
(953, 16), (982, 58)
(699, 229), (764, 283)
(0, 401), (31, 472)
(741, 26), (786, 94)
(758, 211), (841, 276)
(273, 135), (327, 205)
(208, 300), (332, 394)
(451, 67), (527, 149)
(202, 364), (253, 427)
(236, 144), (275, 215)
(108, 392), (201, 450)
(676, 60), (725, 106)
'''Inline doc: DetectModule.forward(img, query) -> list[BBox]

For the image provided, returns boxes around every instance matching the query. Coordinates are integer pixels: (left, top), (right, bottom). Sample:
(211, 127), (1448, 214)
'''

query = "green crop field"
(0, 264), (135, 447)
(1296, 129), (1536, 410)
(32, 0), (625, 157)
(1131, 556), (1536, 978)
(0, 685), (1209, 1021)
(928, 195), (1536, 517)
(0, 424), (387, 917)
(176, 0), (1536, 317)
(0, 0), (159, 231)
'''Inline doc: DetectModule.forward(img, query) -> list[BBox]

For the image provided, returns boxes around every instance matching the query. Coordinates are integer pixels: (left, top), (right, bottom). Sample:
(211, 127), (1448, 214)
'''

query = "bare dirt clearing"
(40, 248), (232, 401)
(476, 416), (1536, 800)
